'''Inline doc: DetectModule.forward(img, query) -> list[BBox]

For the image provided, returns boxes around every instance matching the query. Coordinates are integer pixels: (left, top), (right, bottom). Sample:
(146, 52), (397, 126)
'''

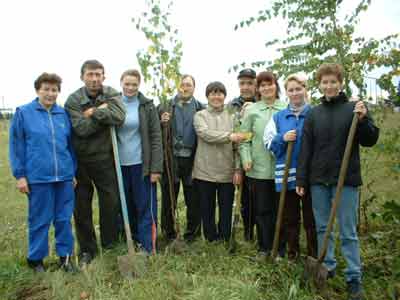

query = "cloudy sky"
(0, 0), (399, 109)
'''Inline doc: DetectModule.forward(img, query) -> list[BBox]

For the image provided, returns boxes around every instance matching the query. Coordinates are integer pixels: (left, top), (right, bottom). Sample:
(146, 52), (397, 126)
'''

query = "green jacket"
(135, 92), (163, 176)
(239, 100), (286, 179)
(65, 86), (126, 162)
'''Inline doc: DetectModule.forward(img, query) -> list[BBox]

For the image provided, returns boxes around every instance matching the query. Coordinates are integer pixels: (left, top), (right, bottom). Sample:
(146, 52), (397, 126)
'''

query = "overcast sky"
(0, 0), (399, 109)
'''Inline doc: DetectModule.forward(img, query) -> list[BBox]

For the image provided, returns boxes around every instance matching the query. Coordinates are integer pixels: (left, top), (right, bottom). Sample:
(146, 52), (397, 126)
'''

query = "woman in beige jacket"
(193, 82), (247, 242)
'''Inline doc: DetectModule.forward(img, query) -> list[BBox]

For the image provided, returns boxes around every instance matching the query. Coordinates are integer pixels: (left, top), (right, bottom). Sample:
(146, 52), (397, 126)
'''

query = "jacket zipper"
(48, 111), (59, 180)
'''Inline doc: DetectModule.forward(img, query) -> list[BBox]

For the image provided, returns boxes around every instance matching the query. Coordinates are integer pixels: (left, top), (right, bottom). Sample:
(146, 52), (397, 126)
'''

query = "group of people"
(9, 60), (379, 300)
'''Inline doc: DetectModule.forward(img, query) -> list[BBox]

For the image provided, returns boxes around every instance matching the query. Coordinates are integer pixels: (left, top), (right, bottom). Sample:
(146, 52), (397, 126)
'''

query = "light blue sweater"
(117, 95), (142, 166)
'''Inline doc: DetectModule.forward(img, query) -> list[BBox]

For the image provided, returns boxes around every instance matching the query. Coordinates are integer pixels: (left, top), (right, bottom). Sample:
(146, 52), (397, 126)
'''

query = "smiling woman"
(9, 72), (77, 273)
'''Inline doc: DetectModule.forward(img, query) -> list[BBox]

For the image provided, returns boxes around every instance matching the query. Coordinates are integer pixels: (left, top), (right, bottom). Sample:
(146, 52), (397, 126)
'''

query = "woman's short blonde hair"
(284, 73), (307, 90)
(284, 73), (309, 102)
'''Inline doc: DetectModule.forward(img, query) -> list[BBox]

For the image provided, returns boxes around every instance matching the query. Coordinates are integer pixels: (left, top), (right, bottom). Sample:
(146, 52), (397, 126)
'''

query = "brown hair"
(256, 71), (280, 100)
(34, 72), (62, 92)
(315, 63), (344, 83)
(80, 59), (105, 77)
(205, 81), (227, 97)
(120, 69), (141, 82)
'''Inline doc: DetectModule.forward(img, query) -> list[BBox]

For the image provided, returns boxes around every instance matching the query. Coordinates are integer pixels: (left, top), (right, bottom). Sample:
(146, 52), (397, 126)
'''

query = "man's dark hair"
(205, 81), (227, 97)
(80, 59), (105, 77)
(34, 72), (62, 92)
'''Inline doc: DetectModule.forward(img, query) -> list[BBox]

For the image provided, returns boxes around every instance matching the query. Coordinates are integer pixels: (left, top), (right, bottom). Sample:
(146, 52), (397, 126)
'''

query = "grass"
(0, 109), (399, 300)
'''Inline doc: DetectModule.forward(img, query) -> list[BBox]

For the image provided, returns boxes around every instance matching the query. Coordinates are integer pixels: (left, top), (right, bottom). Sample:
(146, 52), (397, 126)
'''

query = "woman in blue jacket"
(263, 74), (317, 260)
(9, 73), (76, 272)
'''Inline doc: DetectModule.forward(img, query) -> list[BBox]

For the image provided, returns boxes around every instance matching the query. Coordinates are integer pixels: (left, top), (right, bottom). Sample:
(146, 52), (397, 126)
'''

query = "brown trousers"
(283, 190), (317, 259)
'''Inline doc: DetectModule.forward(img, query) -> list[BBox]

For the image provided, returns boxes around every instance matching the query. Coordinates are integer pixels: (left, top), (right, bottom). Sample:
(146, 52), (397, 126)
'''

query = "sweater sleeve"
(193, 111), (231, 144)
(9, 108), (26, 179)
(91, 95), (126, 126)
(296, 110), (313, 188)
(239, 109), (253, 166)
(356, 110), (379, 147)
(65, 95), (102, 138)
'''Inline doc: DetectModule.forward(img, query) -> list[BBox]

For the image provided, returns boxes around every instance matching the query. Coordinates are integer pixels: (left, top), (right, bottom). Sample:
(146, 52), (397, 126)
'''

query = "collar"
(258, 99), (285, 111)
(33, 98), (63, 113)
(283, 104), (311, 118)
(321, 91), (348, 104)
(207, 105), (225, 113)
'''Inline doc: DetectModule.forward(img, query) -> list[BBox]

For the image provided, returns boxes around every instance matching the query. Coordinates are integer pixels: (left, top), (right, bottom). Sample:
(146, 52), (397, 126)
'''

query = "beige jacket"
(192, 106), (239, 183)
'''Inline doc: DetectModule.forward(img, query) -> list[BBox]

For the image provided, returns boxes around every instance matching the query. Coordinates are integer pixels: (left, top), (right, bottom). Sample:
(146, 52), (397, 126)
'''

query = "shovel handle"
(110, 126), (135, 255)
(318, 113), (359, 263)
(271, 141), (294, 259)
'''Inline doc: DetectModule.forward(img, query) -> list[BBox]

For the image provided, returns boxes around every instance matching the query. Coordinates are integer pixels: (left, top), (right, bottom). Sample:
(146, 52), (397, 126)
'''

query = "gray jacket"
(135, 92), (163, 176)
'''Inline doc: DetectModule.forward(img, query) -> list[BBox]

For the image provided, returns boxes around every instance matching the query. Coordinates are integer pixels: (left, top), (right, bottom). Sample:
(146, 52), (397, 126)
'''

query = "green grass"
(0, 110), (399, 300)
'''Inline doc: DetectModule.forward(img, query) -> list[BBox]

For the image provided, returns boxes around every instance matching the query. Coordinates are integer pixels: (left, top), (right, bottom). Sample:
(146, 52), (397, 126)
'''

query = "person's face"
(207, 90), (226, 109)
(81, 68), (105, 95)
(286, 80), (306, 105)
(179, 77), (195, 99)
(238, 77), (256, 99)
(259, 80), (277, 101)
(319, 74), (342, 99)
(36, 82), (59, 109)
(121, 75), (140, 97)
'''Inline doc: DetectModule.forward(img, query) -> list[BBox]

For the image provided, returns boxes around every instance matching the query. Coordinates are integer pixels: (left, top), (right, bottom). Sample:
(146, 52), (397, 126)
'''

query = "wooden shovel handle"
(271, 141), (294, 259)
(318, 113), (359, 263)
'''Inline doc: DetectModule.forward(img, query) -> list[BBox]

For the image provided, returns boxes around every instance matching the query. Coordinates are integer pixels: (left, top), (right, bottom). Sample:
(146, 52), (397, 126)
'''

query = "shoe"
(59, 256), (78, 273)
(27, 259), (45, 273)
(78, 252), (93, 267)
(347, 279), (362, 300)
(254, 251), (269, 263)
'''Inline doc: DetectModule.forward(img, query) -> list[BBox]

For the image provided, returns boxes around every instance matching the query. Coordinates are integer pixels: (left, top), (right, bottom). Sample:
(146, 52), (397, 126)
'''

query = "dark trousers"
(284, 190), (317, 259)
(74, 158), (119, 255)
(196, 179), (234, 242)
(250, 178), (285, 254)
(121, 164), (157, 253)
(241, 176), (255, 240)
(161, 157), (201, 241)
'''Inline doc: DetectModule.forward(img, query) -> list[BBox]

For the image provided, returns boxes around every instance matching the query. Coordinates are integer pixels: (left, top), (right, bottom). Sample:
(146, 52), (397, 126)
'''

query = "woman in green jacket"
(240, 71), (286, 258)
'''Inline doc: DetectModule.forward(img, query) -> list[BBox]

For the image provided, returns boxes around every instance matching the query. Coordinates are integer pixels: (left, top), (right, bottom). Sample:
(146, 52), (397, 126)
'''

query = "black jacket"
(136, 92), (163, 176)
(296, 92), (379, 187)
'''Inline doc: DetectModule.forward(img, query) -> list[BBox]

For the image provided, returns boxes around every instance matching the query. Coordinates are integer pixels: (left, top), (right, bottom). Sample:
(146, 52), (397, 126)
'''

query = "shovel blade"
(304, 256), (329, 289)
(117, 252), (148, 279)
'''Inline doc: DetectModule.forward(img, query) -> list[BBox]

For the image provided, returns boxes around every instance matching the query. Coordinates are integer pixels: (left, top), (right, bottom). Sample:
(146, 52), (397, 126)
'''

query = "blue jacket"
(264, 104), (311, 191)
(9, 98), (76, 184)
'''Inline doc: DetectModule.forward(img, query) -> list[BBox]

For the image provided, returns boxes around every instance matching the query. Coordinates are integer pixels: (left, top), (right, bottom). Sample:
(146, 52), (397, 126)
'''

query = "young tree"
(233, 0), (399, 99)
(133, 0), (183, 105)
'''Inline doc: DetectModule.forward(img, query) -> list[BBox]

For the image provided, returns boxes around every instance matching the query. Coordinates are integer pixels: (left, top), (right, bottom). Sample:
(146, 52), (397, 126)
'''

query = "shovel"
(271, 141), (294, 260)
(161, 123), (186, 254)
(228, 184), (243, 253)
(110, 127), (147, 278)
(304, 113), (359, 288)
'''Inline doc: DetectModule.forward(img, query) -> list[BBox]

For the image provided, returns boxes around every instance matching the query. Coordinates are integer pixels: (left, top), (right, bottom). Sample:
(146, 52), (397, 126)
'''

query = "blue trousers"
(121, 164), (157, 253)
(27, 181), (75, 260)
(311, 184), (361, 282)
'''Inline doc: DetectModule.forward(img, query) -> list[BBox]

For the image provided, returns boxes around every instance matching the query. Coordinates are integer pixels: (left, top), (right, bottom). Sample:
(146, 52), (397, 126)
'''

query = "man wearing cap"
(65, 59), (126, 265)
(228, 68), (257, 241)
